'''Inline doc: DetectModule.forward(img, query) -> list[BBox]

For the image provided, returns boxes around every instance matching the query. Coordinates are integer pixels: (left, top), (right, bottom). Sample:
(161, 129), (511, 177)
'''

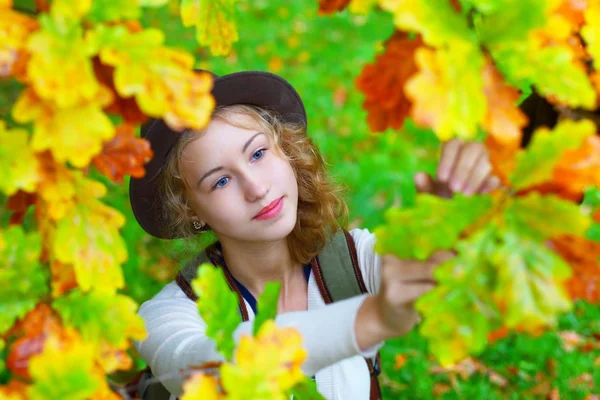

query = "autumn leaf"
(503, 193), (591, 240)
(0, 7), (38, 78)
(48, 260), (78, 298)
(485, 134), (520, 186)
(26, 14), (101, 108)
(551, 235), (600, 303)
(0, 226), (49, 335)
(491, 230), (572, 332)
(95, 342), (133, 374)
(53, 289), (146, 348)
(91, 124), (153, 184)
(88, 24), (215, 131)
(0, 121), (41, 196)
(6, 190), (37, 226)
(318, 0), (350, 14)
(374, 194), (493, 260)
(416, 230), (496, 366)
(36, 153), (79, 221)
(510, 119), (596, 191)
(481, 61), (528, 146)
(552, 136), (600, 199)
(192, 264), (241, 360)
(582, 0), (600, 71)
(6, 304), (63, 380)
(355, 31), (422, 132)
(348, 0), (378, 14)
(12, 87), (116, 168)
(253, 281), (281, 336)
(50, 176), (127, 292)
(27, 331), (102, 400)
(221, 320), (307, 400)
(405, 46), (487, 140)
(181, 373), (223, 400)
(180, 0), (239, 56)
(379, 0), (476, 48)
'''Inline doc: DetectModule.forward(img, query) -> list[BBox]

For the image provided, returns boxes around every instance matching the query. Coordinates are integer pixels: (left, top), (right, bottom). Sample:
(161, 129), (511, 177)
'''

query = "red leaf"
(355, 31), (423, 132)
(91, 124), (154, 184)
(318, 0), (351, 14)
(6, 190), (37, 225)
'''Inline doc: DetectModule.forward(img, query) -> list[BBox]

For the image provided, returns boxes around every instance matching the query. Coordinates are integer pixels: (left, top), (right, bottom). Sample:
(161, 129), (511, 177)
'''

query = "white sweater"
(134, 228), (384, 400)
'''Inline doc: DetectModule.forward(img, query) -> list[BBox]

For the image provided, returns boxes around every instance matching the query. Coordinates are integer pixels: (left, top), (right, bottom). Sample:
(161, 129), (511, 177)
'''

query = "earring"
(192, 221), (204, 230)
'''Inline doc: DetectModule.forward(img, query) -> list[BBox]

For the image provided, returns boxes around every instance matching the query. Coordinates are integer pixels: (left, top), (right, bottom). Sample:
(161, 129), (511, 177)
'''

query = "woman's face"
(179, 113), (299, 244)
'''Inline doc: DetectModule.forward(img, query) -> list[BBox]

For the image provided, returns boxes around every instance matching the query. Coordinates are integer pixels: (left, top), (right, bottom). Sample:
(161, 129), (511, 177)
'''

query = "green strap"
(317, 231), (364, 302)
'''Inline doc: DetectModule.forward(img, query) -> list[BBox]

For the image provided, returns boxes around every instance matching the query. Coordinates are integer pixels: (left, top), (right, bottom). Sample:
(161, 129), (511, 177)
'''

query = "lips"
(254, 197), (284, 220)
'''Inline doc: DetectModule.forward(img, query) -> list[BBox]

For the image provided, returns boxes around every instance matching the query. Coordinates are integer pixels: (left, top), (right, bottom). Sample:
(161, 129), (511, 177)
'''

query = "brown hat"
(129, 70), (307, 239)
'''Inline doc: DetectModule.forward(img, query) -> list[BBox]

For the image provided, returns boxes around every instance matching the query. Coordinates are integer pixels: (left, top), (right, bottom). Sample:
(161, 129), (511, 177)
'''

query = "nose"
(242, 171), (269, 202)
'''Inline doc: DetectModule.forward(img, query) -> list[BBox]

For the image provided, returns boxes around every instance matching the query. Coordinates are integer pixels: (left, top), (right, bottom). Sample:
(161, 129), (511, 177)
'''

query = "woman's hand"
(414, 139), (501, 198)
(355, 251), (454, 349)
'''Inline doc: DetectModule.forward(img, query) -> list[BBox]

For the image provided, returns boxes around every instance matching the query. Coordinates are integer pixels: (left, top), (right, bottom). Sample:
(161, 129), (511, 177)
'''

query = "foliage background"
(1, 0), (599, 398)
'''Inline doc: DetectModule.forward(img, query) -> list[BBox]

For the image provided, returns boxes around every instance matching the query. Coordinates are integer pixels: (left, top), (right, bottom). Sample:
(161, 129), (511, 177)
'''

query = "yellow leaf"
(180, 0), (239, 56)
(27, 15), (100, 108)
(405, 46), (487, 140)
(43, 173), (127, 292)
(28, 331), (103, 399)
(12, 88), (115, 168)
(220, 320), (307, 400)
(582, 0), (600, 72)
(0, 8), (38, 78)
(88, 25), (215, 131)
(0, 121), (41, 195)
(181, 373), (223, 400)
(36, 154), (78, 221)
(349, 0), (378, 14)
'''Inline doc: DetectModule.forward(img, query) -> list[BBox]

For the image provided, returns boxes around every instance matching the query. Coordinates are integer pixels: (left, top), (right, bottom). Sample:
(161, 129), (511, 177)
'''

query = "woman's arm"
(134, 282), (385, 397)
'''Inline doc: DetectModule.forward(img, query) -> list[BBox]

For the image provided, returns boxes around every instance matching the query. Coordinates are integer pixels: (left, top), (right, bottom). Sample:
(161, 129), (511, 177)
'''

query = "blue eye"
(213, 177), (229, 189)
(252, 149), (266, 161)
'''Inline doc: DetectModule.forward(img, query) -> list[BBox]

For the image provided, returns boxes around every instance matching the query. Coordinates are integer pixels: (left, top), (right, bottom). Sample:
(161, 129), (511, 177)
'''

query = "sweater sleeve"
(134, 281), (372, 397)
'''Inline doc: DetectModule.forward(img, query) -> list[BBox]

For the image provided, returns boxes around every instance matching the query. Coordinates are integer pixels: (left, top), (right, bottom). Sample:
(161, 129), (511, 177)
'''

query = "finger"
(414, 172), (435, 194)
(429, 250), (455, 264)
(480, 175), (501, 193)
(400, 282), (437, 303)
(437, 139), (463, 182)
(463, 160), (492, 195)
(449, 143), (485, 193)
(397, 258), (441, 281)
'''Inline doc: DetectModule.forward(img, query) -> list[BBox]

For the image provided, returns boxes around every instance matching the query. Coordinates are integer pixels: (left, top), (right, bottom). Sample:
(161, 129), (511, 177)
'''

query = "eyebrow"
(196, 132), (265, 187)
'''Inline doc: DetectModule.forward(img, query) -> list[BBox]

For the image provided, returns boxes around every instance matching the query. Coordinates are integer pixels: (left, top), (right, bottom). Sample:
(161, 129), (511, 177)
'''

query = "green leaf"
(53, 289), (146, 347)
(253, 281), (281, 336)
(287, 377), (326, 400)
(586, 223), (600, 243)
(192, 263), (241, 360)
(416, 229), (497, 366)
(504, 193), (591, 240)
(583, 187), (600, 208)
(0, 226), (49, 334)
(510, 119), (595, 190)
(374, 194), (492, 260)
(491, 230), (572, 331)
(474, 0), (549, 44)
(87, 0), (142, 23)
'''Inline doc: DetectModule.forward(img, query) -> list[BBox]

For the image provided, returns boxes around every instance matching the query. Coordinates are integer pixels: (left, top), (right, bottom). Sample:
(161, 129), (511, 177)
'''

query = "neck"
(218, 236), (302, 298)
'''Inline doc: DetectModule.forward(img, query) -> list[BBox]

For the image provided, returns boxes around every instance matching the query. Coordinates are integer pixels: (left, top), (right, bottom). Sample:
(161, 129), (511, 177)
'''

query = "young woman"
(129, 71), (500, 400)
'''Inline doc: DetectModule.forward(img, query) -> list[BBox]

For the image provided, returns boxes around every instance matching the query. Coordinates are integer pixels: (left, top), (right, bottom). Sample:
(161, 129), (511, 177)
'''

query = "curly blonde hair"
(157, 105), (348, 265)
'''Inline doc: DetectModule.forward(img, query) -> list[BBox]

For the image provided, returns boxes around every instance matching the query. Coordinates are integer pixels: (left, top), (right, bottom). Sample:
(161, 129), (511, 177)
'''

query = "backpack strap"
(311, 230), (382, 400)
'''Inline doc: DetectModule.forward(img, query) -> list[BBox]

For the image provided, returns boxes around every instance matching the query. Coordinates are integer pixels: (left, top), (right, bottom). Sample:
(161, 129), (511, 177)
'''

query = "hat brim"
(129, 71), (307, 239)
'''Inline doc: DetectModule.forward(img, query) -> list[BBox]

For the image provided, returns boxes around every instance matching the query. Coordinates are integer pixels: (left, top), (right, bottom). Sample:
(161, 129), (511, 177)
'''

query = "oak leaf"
(0, 122), (41, 196)
(91, 124), (153, 183)
(355, 31), (422, 132)
(0, 8), (38, 78)
(318, 0), (350, 14)
(180, 0), (239, 56)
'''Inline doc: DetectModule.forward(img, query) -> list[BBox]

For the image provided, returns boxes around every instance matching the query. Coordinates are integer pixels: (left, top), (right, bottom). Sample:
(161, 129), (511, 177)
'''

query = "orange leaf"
(355, 31), (422, 132)
(555, 0), (587, 29)
(91, 124), (153, 184)
(551, 235), (600, 303)
(482, 61), (527, 146)
(393, 354), (408, 370)
(484, 135), (521, 186)
(93, 59), (148, 126)
(552, 135), (600, 197)
(318, 0), (350, 14)
(6, 190), (37, 225)
(6, 304), (63, 380)
(49, 260), (78, 298)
